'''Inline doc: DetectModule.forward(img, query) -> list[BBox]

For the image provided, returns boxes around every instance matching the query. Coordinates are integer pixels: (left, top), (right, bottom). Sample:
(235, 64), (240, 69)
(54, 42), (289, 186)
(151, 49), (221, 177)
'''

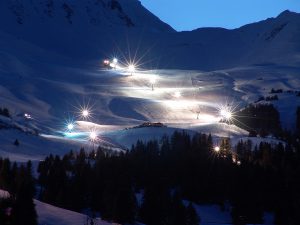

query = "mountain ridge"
(0, 1), (300, 70)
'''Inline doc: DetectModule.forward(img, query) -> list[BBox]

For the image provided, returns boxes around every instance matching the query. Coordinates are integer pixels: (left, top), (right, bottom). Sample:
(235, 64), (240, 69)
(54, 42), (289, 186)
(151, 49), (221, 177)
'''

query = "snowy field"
(34, 198), (274, 225)
(0, 2), (299, 150)
(1, 55), (300, 161)
(35, 200), (118, 225)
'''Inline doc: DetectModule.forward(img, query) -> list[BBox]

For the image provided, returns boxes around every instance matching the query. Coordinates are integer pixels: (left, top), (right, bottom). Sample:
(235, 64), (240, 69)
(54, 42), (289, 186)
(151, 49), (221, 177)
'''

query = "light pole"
(150, 78), (156, 91)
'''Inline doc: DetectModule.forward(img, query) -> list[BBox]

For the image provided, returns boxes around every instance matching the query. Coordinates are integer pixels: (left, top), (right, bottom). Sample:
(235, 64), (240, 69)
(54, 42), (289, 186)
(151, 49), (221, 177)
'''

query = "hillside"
(1, 1), (300, 69)
(0, 0), (174, 61)
(0, 4), (300, 225)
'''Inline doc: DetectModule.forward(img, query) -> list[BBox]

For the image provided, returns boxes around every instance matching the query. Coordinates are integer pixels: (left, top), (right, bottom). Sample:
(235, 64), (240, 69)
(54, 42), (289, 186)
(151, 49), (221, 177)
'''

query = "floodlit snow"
(0, 129), (85, 162)
(1, 61), (298, 161)
(1, 62), (297, 160)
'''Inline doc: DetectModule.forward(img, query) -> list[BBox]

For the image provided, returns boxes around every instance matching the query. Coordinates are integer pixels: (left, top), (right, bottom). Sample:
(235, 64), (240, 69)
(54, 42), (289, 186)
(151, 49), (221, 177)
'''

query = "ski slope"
(0, 3), (299, 225)
(1, 62), (299, 161)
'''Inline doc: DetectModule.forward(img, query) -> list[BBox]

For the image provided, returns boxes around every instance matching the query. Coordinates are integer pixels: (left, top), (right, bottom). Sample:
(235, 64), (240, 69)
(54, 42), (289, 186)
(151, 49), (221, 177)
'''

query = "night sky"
(140, 0), (300, 31)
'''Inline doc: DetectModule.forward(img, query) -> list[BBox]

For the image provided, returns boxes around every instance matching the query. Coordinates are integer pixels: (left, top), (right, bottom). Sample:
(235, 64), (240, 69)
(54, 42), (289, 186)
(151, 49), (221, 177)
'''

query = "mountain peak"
(0, 0), (174, 32)
(277, 10), (299, 18)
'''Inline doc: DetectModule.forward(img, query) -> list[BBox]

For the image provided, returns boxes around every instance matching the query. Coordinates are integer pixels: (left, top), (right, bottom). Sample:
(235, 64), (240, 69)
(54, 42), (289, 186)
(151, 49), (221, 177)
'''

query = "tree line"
(234, 103), (281, 137)
(37, 130), (300, 225)
(0, 107), (10, 118)
(0, 159), (37, 225)
(1, 104), (300, 225)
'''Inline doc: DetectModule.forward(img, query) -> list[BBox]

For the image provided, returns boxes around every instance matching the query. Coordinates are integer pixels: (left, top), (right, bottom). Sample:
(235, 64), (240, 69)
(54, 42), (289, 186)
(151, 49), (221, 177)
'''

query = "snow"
(193, 204), (232, 225)
(184, 202), (274, 225)
(0, 129), (86, 162)
(1, 190), (274, 225)
(0, 60), (298, 162)
(1, 3), (300, 70)
(0, 189), (10, 199)
(35, 200), (118, 225)
(0, 5), (299, 225)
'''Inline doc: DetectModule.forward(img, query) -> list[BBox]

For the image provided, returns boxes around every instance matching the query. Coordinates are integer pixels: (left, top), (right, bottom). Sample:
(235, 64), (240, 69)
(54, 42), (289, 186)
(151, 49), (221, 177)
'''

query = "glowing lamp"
(82, 110), (89, 118)
(89, 131), (97, 141)
(214, 146), (220, 152)
(128, 64), (135, 74)
(67, 123), (74, 131)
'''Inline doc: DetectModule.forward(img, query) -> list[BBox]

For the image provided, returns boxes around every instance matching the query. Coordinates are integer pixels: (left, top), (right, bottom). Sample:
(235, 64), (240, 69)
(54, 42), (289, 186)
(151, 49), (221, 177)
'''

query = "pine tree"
(186, 202), (200, 225)
(112, 186), (137, 224)
(170, 192), (187, 225)
(0, 108), (10, 117)
(296, 106), (300, 131)
(0, 158), (11, 190)
(12, 183), (38, 225)
(11, 165), (37, 225)
(14, 139), (20, 146)
(139, 185), (172, 225)
(220, 138), (231, 157)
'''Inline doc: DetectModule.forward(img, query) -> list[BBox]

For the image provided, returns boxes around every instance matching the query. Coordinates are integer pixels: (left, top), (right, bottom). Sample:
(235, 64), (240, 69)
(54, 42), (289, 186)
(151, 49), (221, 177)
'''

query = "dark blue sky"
(140, 0), (300, 31)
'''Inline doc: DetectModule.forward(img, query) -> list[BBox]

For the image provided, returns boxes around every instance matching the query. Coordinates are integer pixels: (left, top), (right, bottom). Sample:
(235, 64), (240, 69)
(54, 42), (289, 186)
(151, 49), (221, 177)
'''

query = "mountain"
(1, 6), (299, 225)
(0, 4), (300, 130)
(0, 0), (175, 32)
(153, 10), (300, 70)
(0, 0), (174, 60)
(1, 2), (300, 70)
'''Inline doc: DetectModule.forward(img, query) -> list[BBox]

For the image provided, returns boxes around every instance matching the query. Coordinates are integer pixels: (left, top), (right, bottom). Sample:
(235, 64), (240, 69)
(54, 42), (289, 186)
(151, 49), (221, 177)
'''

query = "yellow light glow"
(214, 146), (220, 152)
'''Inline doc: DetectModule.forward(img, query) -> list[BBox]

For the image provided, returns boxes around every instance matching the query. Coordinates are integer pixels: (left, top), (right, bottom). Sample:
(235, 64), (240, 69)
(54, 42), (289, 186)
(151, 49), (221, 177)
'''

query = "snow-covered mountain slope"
(155, 10), (300, 70)
(0, 0), (174, 31)
(1, 5), (298, 225)
(1, 60), (298, 172)
(0, 0), (174, 62)
(1, 17), (299, 132)
(0, 128), (84, 162)
(1, 1), (300, 70)
(0, 2), (299, 164)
